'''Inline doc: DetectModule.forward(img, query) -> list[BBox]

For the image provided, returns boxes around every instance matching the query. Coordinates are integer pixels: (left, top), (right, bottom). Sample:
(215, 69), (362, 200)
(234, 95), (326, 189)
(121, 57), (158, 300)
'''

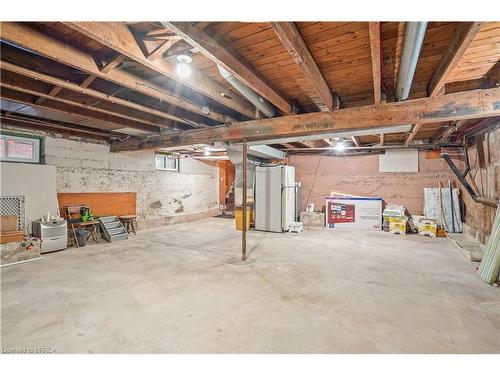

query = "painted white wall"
(0, 162), (58, 229)
(379, 149), (419, 172)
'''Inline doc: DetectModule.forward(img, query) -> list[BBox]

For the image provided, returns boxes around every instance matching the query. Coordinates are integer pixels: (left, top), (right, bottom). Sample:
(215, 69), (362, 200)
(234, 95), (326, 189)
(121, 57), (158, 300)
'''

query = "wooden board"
(0, 230), (24, 245)
(57, 192), (137, 218)
(0, 216), (18, 232)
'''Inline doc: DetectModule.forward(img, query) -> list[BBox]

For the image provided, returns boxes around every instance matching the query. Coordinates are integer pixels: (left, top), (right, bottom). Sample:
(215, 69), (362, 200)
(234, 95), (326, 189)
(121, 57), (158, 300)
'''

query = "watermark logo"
(1, 346), (56, 354)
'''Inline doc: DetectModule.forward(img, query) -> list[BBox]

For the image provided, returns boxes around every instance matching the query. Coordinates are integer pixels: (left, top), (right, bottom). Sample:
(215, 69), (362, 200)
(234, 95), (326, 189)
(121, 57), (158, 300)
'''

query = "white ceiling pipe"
(395, 22), (428, 101)
(217, 65), (276, 118)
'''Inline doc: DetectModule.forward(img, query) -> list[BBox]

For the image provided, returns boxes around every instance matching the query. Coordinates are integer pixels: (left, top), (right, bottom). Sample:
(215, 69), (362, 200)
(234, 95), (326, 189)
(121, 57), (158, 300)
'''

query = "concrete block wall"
(2, 129), (219, 230)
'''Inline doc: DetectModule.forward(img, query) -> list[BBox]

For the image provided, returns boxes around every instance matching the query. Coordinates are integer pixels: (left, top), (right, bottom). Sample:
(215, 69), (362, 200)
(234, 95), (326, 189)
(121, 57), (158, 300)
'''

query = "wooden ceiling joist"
(428, 22), (483, 97)
(270, 22), (334, 111)
(0, 60), (203, 128)
(110, 87), (500, 152)
(1, 113), (124, 139)
(0, 23), (227, 124)
(406, 22), (483, 145)
(62, 22), (256, 119)
(34, 85), (62, 105)
(163, 22), (294, 115)
(368, 22), (382, 104)
(146, 36), (182, 61)
(99, 54), (126, 73)
(1, 83), (157, 133)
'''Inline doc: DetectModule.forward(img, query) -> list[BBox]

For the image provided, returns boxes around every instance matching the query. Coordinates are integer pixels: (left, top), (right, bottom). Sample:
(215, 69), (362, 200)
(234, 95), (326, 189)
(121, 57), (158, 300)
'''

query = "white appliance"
(32, 219), (67, 253)
(255, 165), (295, 232)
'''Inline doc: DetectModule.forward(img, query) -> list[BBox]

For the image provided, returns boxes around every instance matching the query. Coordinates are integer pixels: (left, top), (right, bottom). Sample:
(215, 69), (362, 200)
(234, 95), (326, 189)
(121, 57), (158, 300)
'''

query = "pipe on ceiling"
(395, 22), (428, 101)
(217, 65), (276, 118)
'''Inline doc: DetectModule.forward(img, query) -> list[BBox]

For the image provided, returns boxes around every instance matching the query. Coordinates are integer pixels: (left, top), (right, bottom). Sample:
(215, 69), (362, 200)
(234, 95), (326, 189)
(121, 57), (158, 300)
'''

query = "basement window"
(0, 132), (43, 164)
(155, 153), (179, 171)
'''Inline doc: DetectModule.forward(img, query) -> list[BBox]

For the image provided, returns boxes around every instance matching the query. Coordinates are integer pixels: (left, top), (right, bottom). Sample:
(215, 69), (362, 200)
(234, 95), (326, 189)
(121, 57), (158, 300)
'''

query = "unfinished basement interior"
(1, 20), (499, 355)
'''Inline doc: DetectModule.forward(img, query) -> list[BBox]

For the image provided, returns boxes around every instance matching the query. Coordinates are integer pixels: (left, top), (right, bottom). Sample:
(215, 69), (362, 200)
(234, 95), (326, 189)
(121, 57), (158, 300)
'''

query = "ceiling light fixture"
(334, 142), (345, 152)
(176, 54), (193, 79)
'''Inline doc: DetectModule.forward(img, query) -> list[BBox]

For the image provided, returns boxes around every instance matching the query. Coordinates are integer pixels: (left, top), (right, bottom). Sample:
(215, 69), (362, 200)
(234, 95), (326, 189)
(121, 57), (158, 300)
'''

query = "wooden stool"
(118, 215), (137, 235)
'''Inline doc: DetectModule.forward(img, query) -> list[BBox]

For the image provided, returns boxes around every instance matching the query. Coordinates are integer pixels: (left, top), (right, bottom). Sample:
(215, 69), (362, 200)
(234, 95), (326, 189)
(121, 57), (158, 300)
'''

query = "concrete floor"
(1, 217), (499, 353)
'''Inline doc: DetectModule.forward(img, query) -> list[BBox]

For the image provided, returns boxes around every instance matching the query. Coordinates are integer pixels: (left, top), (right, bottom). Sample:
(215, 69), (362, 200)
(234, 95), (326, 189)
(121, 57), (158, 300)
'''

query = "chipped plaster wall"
(41, 136), (219, 229)
(289, 151), (456, 216)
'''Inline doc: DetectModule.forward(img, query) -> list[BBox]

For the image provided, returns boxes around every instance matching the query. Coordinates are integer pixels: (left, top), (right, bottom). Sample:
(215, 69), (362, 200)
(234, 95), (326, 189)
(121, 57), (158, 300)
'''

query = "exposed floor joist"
(368, 22), (382, 105)
(0, 23), (229, 124)
(406, 22), (483, 145)
(1, 84), (157, 133)
(62, 22), (256, 119)
(270, 22), (334, 111)
(1, 60), (203, 129)
(163, 21), (293, 115)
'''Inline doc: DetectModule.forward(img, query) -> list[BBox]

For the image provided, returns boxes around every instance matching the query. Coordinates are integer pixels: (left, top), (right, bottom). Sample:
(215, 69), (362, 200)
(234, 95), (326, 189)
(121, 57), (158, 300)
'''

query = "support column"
(242, 143), (248, 261)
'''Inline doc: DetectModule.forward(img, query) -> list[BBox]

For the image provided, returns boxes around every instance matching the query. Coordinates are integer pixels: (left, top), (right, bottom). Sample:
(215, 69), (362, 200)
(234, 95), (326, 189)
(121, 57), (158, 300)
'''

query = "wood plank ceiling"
(1, 21), (499, 151)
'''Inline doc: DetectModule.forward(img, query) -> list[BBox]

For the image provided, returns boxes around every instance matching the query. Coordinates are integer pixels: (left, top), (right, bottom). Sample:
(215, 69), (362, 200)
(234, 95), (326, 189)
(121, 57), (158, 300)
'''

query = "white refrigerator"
(255, 165), (295, 232)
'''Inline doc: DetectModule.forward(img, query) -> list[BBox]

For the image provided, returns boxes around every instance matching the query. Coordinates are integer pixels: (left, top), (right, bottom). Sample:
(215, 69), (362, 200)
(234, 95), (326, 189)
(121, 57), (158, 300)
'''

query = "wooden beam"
(1, 113), (123, 139)
(99, 54), (125, 73)
(406, 22), (482, 145)
(79, 75), (96, 89)
(432, 120), (469, 144)
(1, 60), (202, 128)
(1, 82), (157, 133)
(379, 133), (385, 146)
(368, 22), (382, 104)
(34, 85), (62, 105)
(163, 22), (293, 114)
(270, 22), (333, 111)
(146, 37), (182, 61)
(110, 87), (500, 152)
(405, 124), (423, 146)
(428, 22), (483, 97)
(351, 136), (361, 147)
(62, 22), (255, 119)
(0, 22), (234, 122)
(301, 140), (331, 148)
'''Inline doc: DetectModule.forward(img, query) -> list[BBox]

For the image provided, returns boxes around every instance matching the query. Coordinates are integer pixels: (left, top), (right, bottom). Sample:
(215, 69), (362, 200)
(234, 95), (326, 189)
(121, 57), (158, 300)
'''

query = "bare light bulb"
(335, 142), (345, 151)
(176, 63), (191, 78)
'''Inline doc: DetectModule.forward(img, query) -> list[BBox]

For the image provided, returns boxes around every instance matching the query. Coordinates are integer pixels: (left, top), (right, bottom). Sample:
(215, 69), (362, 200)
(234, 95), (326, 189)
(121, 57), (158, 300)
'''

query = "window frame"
(155, 152), (179, 172)
(0, 131), (44, 164)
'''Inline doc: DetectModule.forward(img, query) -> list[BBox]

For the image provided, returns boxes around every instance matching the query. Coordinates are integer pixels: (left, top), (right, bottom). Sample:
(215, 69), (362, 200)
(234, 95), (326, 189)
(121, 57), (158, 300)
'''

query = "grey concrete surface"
(1, 217), (499, 353)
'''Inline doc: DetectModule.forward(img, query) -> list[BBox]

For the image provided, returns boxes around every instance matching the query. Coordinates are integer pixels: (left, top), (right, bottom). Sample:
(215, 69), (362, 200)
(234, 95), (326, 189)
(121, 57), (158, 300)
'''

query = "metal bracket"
(441, 147), (498, 208)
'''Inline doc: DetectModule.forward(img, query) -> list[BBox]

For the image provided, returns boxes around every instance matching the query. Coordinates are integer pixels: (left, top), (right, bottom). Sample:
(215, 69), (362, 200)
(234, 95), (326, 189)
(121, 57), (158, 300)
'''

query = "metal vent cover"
(0, 195), (26, 230)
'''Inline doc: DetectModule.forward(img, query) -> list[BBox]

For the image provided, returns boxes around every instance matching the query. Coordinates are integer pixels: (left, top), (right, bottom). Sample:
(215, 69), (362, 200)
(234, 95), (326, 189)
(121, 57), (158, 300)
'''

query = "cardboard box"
(300, 212), (325, 227)
(326, 196), (382, 230)
(418, 219), (437, 237)
(389, 219), (409, 235)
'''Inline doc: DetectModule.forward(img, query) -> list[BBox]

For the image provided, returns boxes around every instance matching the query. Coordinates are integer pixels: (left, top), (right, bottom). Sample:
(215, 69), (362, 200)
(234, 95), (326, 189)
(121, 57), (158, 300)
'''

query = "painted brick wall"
(289, 151), (456, 217)
(43, 136), (220, 229)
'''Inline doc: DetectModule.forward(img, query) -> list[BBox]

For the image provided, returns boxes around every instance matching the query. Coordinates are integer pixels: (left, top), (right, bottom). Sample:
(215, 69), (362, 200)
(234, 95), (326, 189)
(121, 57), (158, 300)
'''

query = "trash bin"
(76, 228), (89, 247)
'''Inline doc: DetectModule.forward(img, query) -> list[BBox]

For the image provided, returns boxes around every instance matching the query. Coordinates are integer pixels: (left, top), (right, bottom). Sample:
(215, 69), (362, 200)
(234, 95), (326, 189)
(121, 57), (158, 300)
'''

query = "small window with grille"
(0, 133), (43, 164)
(155, 153), (179, 171)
